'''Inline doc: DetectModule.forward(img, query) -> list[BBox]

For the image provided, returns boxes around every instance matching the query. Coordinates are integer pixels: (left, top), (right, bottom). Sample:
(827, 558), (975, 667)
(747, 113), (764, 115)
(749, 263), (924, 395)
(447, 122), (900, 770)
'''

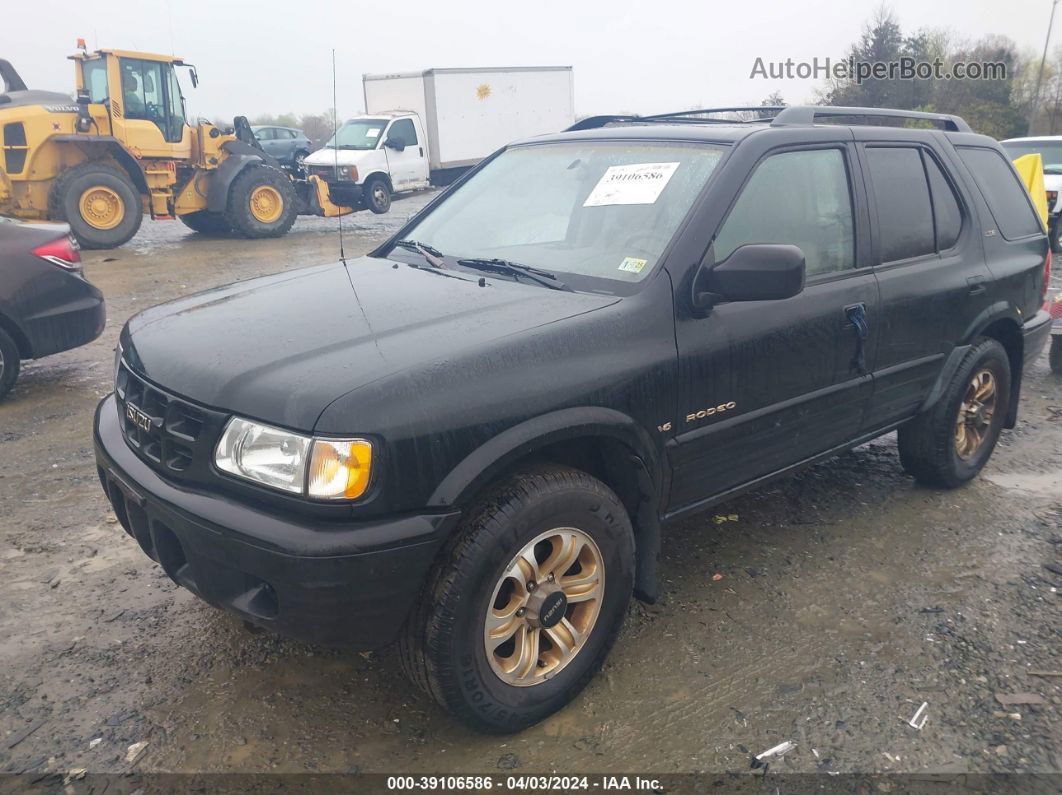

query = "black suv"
(93, 106), (1053, 732)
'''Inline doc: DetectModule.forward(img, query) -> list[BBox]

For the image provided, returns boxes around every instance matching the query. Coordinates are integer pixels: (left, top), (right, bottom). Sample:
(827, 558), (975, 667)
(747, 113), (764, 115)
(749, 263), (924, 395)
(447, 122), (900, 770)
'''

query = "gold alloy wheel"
(249, 185), (284, 223)
(78, 186), (124, 230)
(484, 527), (605, 687)
(955, 368), (997, 460)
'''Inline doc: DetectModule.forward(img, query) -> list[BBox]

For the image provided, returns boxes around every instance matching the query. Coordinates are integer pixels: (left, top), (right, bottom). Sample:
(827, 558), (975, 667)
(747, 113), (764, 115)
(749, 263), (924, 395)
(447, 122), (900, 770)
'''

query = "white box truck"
(304, 66), (574, 214)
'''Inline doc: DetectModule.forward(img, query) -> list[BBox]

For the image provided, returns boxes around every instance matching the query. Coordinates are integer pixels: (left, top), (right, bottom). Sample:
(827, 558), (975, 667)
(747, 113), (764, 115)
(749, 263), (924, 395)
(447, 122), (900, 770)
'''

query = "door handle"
(845, 303), (869, 375)
(967, 275), (987, 296)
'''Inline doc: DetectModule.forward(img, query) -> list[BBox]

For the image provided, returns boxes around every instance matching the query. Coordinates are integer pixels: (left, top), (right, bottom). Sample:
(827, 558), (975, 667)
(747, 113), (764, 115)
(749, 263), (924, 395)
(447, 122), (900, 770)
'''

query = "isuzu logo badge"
(125, 402), (153, 432)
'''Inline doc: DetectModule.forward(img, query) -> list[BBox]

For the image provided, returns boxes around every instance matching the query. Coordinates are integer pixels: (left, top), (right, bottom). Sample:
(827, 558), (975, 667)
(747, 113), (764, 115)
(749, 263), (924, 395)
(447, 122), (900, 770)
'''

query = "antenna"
(332, 49), (346, 263)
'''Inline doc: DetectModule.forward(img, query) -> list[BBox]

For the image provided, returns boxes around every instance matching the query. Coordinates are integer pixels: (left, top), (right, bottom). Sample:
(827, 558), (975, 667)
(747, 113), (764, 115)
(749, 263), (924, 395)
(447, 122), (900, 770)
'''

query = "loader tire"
(48, 162), (142, 250)
(179, 210), (232, 236)
(224, 164), (297, 239)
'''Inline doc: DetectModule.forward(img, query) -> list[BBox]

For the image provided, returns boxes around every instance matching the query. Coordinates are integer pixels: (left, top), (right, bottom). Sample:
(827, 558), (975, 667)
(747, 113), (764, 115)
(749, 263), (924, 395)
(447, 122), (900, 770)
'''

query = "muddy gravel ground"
(0, 194), (1059, 786)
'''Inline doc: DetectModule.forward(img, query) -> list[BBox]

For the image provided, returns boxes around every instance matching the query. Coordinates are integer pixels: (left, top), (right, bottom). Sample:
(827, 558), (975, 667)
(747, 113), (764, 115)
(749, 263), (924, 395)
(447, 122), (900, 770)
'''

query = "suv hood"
(123, 257), (618, 430)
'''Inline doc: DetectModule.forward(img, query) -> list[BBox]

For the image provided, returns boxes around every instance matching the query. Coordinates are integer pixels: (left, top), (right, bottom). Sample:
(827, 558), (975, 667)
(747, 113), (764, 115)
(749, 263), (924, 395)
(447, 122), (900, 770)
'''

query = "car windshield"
(398, 141), (726, 289)
(1002, 140), (1062, 174)
(324, 119), (387, 150)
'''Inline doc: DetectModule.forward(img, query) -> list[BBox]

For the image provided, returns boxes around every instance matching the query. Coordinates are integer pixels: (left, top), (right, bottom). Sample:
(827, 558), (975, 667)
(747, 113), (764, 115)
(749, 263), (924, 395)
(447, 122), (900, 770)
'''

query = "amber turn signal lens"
(307, 439), (373, 500)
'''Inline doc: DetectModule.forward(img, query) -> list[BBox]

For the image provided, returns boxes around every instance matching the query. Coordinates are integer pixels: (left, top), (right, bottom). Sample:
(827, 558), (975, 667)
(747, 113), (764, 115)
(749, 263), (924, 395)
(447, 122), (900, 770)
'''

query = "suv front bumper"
(93, 394), (458, 649)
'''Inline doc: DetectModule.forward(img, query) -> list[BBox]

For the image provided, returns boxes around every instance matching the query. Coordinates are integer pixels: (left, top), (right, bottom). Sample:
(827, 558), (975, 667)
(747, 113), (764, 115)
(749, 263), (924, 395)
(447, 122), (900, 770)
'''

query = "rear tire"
(0, 326), (21, 401)
(364, 176), (391, 214)
(897, 338), (1011, 488)
(399, 466), (634, 733)
(48, 162), (142, 249)
(178, 210), (232, 236)
(224, 164), (297, 238)
(1050, 337), (1062, 376)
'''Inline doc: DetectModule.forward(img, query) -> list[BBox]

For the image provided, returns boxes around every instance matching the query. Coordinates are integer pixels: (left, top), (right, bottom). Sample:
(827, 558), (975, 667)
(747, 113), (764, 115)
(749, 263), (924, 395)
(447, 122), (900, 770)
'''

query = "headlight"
(214, 417), (372, 500)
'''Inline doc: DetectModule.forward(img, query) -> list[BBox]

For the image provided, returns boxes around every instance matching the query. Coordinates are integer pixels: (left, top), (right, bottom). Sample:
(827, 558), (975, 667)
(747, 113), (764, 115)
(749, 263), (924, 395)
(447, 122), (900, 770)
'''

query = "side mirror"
(384, 135), (406, 151)
(692, 243), (806, 312)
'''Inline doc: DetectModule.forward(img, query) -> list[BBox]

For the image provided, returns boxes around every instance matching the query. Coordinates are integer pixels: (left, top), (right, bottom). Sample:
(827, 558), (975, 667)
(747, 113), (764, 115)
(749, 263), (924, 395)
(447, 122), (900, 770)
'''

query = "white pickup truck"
(304, 66), (574, 214)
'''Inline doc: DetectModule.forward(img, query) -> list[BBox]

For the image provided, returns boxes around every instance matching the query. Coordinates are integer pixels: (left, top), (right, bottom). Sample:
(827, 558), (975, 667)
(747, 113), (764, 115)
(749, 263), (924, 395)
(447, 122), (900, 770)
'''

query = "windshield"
(1002, 140), (1062, 174)
(398, 142), (726, 288)
(324, 119), (387, 150)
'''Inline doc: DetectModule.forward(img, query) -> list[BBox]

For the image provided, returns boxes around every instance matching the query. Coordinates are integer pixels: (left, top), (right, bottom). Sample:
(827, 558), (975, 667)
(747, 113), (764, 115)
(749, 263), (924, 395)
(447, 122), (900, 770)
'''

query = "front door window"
(120, 58), (185, 143)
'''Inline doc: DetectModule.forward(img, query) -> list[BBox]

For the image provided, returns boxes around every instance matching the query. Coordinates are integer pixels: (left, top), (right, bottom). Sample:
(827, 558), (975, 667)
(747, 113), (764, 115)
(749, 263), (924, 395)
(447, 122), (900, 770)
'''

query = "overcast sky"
(6, 0), (1055, 120)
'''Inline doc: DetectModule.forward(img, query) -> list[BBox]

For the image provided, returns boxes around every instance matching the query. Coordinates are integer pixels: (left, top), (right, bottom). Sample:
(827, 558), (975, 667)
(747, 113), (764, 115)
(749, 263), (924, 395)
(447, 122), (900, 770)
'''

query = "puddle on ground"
(986, 469), (1062, 498)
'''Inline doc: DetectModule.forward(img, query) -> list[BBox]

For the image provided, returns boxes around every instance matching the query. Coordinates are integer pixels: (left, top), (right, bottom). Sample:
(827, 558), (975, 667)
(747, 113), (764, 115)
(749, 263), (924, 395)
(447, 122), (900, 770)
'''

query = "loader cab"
(74, 49), (193, 160)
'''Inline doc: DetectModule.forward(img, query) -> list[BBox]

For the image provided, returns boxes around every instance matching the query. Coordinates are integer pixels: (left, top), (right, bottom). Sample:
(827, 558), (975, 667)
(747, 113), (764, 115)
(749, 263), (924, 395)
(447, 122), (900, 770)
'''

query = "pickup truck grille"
(115, 362), (225, 478)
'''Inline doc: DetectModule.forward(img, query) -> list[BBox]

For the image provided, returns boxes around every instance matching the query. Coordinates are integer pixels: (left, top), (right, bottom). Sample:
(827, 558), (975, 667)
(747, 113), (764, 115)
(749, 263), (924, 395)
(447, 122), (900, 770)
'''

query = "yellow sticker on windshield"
(618, 257), (648, 273)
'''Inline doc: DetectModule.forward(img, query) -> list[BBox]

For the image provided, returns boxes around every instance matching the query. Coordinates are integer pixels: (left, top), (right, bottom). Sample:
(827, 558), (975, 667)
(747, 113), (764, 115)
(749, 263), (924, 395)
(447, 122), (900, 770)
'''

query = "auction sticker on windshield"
(618, 256), (648, 273)
(584, 162), (679, 206)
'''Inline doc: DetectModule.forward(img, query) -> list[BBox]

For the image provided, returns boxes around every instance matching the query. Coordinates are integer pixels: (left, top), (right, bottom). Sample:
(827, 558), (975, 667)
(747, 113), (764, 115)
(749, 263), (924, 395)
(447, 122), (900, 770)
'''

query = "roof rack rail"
(565, 105), (973, 133)
(641, 106), (785, 122)
(771, 105), (971, 132)
(565, 107), (783, 132)
(566, 114), (640, 131)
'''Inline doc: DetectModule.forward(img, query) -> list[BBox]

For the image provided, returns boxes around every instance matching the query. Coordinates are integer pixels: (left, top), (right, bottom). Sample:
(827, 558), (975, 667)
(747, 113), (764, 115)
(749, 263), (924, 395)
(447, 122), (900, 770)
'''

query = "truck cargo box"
(362, 67), (575, 172)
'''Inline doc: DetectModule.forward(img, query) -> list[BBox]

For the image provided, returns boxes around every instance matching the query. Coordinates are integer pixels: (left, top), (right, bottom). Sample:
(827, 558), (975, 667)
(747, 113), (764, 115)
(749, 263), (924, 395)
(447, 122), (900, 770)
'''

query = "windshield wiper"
(393, 239), (447, 268)
(455, 258), (572, 291)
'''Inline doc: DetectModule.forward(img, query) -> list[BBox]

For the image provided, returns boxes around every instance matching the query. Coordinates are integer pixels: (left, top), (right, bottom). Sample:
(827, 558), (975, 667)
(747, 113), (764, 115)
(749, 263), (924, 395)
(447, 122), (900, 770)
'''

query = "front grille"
(115, 362), (225, 480)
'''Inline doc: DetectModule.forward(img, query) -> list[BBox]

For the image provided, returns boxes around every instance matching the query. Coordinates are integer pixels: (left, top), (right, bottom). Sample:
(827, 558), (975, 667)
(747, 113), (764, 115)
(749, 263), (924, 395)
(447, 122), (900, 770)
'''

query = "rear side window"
(924, 154), (962, 250)
(713, 148), (855, 276)
(957, 147), (1043, 239)
(866, 147), (934, 262)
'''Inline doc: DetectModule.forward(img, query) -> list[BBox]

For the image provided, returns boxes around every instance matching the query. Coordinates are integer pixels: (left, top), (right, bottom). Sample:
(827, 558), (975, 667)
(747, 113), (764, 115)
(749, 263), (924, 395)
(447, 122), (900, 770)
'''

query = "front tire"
(48, 162), (143, 249)
(224, 164), (297, 239)
(364, 176), (391, 214)
(399, 466), (634, 733)
(898, 338), (1011, 488)
(0, 326), (20, 400)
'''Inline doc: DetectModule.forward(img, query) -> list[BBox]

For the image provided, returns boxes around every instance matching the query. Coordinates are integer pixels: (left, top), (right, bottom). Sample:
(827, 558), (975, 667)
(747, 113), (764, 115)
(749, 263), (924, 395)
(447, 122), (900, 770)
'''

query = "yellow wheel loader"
(0, 45), (351, 249)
